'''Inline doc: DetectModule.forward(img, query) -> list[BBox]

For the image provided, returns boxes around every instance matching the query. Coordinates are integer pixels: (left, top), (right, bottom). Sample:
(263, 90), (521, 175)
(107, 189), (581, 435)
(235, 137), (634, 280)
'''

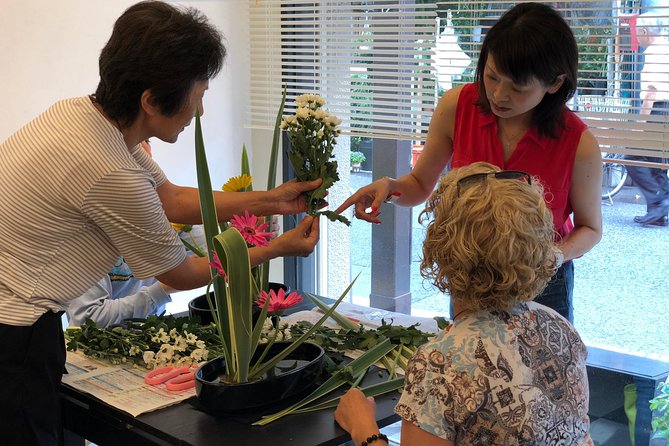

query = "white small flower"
(296, 107), (310, 119)
(151, 328), (170, 343)
(191, 348), (208, 362)
(185, 332), (198, 344)
(173, 336), (188, 352)
(317, 130), (324, 139)
(143, 350), (155, 365)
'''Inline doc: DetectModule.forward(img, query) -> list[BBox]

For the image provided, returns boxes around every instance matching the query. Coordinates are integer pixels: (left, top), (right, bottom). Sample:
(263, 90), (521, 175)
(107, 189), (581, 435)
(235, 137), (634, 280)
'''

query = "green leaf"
(253, 338), (396, 425)
(194, 110), (231, 365)
(241, 144), (252, 191)
(307, 291), (359, 331)
(212, 228), (255, 383)
(293, 377), (405, 413)
(267, 86), (286, 191)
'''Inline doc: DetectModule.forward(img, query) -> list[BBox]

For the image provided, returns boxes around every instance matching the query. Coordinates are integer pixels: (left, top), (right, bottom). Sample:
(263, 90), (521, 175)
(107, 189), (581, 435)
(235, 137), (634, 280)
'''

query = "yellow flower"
(222, 174), (253, 192)
(170, 223), (192, 232)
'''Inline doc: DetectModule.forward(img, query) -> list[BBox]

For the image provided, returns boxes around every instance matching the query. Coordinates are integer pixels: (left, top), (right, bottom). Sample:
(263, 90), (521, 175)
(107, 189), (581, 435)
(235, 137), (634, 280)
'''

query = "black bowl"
(195, 341), (324, 414)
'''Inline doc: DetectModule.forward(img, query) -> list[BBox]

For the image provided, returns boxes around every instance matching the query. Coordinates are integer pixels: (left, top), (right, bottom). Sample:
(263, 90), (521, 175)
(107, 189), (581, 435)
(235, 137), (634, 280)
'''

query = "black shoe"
(634, 215), (668, 226)
(635, 199), (669, 225)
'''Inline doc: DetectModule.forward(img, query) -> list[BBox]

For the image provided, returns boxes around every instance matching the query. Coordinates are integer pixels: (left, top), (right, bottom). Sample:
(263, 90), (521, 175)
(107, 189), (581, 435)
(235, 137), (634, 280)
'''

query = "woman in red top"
(336, 2), (602, 323)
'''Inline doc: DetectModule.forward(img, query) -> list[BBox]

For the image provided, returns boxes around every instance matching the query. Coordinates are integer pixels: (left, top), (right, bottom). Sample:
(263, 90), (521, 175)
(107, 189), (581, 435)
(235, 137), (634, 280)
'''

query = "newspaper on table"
(63, 350), (194, 417)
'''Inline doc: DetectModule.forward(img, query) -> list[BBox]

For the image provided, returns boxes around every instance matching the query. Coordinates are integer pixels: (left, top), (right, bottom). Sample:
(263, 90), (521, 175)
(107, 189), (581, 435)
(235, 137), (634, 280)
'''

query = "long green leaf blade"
(213, 228), (254, 382)
(253, 338), (395, 425)
(194, 111), (231, 363)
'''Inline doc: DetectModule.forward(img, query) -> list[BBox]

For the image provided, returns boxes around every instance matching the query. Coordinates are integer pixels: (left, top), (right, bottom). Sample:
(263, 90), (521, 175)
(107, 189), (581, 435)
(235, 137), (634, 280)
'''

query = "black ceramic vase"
(195, 341), (325, 414)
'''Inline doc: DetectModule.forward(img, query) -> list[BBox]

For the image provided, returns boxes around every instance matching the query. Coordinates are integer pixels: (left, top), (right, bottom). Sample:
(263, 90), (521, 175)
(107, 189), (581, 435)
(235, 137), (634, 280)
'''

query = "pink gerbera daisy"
(256, 288), (303, 315)
(230, 211), (272, 247)
(209, 252), (228, 281)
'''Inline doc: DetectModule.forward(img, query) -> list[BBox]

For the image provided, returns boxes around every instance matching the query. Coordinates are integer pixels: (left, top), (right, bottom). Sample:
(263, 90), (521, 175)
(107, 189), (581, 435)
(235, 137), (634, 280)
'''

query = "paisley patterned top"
(395, 302), (593, 445)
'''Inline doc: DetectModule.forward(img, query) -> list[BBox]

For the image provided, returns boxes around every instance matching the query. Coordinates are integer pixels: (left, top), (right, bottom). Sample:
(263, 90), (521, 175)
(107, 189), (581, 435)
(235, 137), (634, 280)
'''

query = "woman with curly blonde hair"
(419, 161), (556, 316)
(335, 162), (592, 446)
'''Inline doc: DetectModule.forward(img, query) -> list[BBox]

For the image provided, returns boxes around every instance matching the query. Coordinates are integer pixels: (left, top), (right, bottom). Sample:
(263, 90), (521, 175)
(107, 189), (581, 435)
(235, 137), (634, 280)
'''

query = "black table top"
(62, 367), (400, 446)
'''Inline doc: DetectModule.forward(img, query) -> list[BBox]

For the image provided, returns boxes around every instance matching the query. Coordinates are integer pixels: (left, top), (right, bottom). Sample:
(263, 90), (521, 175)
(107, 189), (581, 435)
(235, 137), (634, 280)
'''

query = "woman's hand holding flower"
(268, 215), (319, 258)
(270, 178), (325, 215)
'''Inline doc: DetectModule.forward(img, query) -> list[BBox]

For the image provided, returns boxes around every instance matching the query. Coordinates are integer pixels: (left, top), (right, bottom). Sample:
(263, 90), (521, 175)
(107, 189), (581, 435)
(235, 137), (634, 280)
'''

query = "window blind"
(249, 1), (669, 165)
(248, 1), (438, 140)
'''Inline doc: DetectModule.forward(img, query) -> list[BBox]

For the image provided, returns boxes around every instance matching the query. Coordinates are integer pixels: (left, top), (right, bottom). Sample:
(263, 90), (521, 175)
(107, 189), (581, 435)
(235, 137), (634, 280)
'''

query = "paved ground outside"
(349, 171), (669, 361)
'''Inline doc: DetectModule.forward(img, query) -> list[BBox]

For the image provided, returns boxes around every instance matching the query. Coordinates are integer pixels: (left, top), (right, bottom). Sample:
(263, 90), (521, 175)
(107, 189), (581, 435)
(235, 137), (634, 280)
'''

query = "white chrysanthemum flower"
(191, 348), (208, 362)
(151, 328), (170, 343)
(195, 339), (206, 349)
(143, 350), (156, 365)
(314, 109), (325, 120)
(173, 336), (188, 352)
(296, 107), (310, 119)
(155, 343), (175, 363)
(317, 130), (324, 139)
(185, 332), (198, 344)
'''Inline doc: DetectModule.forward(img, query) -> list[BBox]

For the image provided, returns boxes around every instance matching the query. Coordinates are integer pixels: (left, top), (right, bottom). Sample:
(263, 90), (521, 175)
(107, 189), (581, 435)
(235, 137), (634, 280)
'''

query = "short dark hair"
(474, 2), (577, 138)
(95, 1), (226, 128)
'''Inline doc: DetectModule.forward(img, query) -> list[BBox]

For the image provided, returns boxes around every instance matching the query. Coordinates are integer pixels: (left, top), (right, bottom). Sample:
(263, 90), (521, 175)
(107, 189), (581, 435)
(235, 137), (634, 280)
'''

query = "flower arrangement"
(193, 99), (356, 383)
(281, 94), (350, 225)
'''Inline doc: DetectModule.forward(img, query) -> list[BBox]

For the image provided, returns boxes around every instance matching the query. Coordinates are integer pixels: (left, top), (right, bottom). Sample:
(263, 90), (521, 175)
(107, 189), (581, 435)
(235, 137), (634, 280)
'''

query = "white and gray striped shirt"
(0, 96), (187, 326)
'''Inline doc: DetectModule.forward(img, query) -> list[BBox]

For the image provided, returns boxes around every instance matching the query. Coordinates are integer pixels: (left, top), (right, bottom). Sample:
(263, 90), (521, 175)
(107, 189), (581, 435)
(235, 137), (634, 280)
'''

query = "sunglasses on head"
(456, 170), (531, 197)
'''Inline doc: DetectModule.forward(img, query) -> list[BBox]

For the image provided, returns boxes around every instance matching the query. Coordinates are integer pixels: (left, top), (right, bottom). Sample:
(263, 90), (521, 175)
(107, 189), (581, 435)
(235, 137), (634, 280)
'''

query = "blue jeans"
(535, 261), (574, 323)
(633, 377), (656, 446)
(448, 261), (574, 323)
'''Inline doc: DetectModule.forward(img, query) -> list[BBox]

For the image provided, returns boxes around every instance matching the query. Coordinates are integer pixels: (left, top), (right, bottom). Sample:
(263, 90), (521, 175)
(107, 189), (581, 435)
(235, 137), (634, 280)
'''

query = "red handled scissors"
(144, 365), (197, 391)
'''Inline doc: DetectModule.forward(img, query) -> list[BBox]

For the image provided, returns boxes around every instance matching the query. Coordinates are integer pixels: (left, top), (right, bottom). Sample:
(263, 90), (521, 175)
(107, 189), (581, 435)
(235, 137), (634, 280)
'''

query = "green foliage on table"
(65, 315), (224, 366)
(651, 380), (669, 440)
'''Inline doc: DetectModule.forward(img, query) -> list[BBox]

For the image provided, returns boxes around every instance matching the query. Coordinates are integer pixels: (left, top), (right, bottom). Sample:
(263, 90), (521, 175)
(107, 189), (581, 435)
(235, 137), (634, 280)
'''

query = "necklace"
(451, 308), (471, 321)
(499, 124), (526, 150)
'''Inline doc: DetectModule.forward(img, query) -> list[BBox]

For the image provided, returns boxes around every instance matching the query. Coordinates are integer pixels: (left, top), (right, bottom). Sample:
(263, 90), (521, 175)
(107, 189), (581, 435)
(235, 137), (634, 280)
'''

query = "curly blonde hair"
(419, 162), (557, 312)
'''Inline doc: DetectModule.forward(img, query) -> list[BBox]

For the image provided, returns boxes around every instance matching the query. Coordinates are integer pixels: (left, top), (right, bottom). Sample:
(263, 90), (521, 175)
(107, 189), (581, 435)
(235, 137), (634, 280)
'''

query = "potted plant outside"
(350, 151), (366, 172)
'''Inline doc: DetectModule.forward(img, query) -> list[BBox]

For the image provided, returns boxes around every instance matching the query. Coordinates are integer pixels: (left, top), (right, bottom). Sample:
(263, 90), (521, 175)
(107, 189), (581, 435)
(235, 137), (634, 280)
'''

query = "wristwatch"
(554, 247), (564, 268)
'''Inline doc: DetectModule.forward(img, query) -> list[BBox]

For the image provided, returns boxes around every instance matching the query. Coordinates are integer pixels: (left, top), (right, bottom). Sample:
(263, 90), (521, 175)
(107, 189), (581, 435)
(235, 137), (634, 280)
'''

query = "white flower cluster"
(258, 318), (293, 344)
(141, 327), (208, 369)
(280, 94), (342, 140)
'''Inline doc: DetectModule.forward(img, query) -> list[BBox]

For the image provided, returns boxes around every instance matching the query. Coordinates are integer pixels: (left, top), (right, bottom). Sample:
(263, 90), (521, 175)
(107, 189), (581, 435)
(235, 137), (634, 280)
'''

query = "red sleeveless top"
(451, 83), (586, 239)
